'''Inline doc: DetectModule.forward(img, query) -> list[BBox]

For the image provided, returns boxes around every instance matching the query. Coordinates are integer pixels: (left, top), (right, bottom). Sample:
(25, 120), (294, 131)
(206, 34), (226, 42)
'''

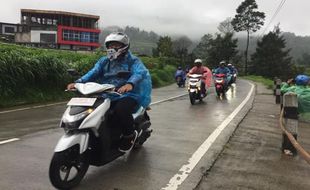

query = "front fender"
(189, 88), (197, 93)
(54, 132), (89, 154)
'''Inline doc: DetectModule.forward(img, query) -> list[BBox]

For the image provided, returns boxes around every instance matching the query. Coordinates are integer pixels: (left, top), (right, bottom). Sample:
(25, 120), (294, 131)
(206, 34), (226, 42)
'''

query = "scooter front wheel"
(49, 146), (89, 189)
(189, 92), (196, 105)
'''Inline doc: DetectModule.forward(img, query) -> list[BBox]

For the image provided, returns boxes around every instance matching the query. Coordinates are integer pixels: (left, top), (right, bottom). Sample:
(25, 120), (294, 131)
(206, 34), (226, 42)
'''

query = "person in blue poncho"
(213, 61), (231, 87)
(175, 66), (186, 87)
(67, 32), (152, 152)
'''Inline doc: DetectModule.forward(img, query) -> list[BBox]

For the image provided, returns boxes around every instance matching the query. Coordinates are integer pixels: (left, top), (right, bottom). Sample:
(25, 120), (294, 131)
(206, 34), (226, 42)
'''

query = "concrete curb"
(179, 80), (256, 190)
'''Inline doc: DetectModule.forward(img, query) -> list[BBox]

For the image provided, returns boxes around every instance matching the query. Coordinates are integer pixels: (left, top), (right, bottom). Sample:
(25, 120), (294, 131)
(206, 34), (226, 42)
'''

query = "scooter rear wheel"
(49, 146), (89, 189)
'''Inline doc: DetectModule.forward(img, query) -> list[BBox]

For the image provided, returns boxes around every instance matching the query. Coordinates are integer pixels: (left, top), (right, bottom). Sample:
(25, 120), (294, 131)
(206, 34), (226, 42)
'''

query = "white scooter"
(187, 74), (207, 105)
(49, 79), (152, 189)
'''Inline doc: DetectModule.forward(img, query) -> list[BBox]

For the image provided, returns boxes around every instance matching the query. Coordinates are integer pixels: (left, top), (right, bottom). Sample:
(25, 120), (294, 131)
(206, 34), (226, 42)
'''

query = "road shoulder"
(195, 82), (310, 190)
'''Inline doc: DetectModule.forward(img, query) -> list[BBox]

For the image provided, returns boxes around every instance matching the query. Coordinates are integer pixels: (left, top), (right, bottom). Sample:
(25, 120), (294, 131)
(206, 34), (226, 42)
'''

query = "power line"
(259, 0), (287, 37)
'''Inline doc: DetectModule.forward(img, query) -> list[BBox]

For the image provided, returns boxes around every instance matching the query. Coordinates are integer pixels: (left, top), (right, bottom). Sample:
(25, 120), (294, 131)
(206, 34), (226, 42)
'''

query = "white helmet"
(219, 60), (226, 66)
(104, 32), (130, 60)
(227, 63), (232, 67)
(194, 59), (202, 63)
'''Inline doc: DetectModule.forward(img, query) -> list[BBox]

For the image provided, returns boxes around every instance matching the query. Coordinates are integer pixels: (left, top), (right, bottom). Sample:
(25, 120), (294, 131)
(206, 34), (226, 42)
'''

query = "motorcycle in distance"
(228, 72), (237, 85)
(187, 74), (207, 105)
(231, 73), (237, 83)
(49, 70), (152, 190)
(175, 69), (186, 87)
(213, 73), (230, 98)
(176, 75), (186, 87)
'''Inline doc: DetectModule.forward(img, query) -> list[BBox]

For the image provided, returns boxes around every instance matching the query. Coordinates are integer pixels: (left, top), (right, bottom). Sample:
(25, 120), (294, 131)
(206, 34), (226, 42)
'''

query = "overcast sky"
(1, 0), (309, 40)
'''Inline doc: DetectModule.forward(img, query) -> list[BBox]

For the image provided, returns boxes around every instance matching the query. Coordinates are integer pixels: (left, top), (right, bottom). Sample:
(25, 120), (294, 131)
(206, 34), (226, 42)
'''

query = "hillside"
(237, 32), (310, 63)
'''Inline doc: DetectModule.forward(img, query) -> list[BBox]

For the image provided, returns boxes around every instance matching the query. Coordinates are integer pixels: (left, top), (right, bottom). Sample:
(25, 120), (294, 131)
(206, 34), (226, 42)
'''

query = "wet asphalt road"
(0, 80), (253, 190)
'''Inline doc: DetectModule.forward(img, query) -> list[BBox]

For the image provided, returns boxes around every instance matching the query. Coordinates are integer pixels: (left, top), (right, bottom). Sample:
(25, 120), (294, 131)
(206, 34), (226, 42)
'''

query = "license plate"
(67, 98), (97, 106)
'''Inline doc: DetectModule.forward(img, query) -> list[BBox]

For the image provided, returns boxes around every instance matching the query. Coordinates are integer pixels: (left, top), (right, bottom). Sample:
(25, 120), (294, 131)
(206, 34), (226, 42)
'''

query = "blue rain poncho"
(76, 51), (152, 108)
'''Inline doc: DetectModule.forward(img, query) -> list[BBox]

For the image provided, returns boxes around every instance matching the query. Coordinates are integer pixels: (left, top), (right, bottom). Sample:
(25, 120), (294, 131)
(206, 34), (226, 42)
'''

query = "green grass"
(241, 75), (274, 89)
(305, 68), (310, 76)
(0, 43), (179, 108)
(0, 89), (73, 107)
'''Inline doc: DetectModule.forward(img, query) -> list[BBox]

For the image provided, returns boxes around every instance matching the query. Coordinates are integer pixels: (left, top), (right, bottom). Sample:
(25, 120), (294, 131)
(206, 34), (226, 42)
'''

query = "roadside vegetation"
(0, 43), (177, 108)
(241, 75), (274, 89)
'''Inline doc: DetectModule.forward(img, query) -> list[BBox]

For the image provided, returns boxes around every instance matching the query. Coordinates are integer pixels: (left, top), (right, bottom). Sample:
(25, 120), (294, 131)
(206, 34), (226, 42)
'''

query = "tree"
(149, 31), (159, 43)
(251, 27), (293, 79)
(172, 36), (192, 67)
(156, 36), (173, 57)
(232, 0), (265, 75)
(218, 17), (234, 35)
(297, 53), (310, 67)
(207, 33), (239, 69)
(192, 34), (213, 61)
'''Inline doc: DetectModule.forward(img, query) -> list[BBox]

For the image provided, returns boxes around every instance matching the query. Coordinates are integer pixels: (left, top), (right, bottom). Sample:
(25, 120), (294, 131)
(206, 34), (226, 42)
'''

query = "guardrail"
(274, 78), (282, 104)
(279, 92), (310, 164)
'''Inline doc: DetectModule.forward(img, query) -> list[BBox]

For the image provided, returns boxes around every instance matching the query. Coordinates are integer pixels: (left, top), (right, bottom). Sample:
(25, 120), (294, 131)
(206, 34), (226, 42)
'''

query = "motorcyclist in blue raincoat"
(227, 63), (238, 84)
(213, 61), (232, 87)
(227, 63), (237, 75)
(67, 32), (152, 152)
(175, 66), (186, 87)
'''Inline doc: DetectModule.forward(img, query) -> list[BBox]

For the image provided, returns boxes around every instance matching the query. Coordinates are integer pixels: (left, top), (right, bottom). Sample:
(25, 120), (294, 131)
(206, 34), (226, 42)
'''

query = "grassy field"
(241, 75), (274, 89)
(0, 43), (178, 108)
(306, 68), (310, 75)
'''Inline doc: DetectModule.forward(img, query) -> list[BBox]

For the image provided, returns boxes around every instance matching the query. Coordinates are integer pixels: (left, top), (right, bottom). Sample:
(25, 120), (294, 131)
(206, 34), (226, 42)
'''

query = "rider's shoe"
(119, 130), (138, 153)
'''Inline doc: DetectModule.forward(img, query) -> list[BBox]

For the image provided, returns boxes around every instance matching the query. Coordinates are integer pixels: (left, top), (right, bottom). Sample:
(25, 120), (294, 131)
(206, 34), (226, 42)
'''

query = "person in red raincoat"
(187, 59), (212, 96)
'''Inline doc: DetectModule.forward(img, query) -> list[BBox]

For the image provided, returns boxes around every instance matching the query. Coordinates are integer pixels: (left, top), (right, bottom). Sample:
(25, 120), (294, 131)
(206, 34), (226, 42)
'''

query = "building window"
(73, 31), (80, 41)
(22, 16), (27, 24)
(68, 32), (73, 41)
(31, 17), (37, 23)
(40, 33), (56, 43)
(89, 33), (99, 43)
(47, 19), (53, 25)
(63, 29), (69, 41)
(4, 26), (15, 34)
(62, 29), (98, 43)
(81, 32), (90, 42)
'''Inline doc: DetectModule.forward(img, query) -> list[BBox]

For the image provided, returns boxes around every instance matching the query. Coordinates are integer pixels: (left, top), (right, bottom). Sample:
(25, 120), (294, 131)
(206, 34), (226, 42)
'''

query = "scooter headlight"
(62, 108), (93, 129)
(216, 79), (223, 83)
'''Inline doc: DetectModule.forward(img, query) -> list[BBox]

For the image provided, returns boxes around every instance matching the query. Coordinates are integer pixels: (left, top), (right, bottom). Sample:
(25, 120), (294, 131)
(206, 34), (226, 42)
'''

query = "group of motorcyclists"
(175, 58), (238, 98)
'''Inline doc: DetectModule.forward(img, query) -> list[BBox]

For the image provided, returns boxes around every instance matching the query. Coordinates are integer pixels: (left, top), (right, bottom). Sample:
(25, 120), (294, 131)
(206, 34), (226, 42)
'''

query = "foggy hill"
(237, 32), (310, 62)
(99, 25), (310, 62)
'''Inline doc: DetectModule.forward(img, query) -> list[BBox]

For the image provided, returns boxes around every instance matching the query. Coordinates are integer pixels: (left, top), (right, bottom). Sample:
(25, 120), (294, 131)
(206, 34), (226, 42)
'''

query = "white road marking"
(162, 83), (255, 190)
(0, 138), (20, 145)
(0, 93), (188, 114)
(0, 102), (67, 114)
(150, 93), (188, 105)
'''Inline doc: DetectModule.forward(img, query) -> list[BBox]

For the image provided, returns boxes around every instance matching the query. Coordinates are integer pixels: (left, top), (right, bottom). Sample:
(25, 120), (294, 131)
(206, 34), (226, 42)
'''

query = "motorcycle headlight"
(62, 108), (93, 129)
